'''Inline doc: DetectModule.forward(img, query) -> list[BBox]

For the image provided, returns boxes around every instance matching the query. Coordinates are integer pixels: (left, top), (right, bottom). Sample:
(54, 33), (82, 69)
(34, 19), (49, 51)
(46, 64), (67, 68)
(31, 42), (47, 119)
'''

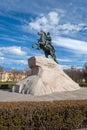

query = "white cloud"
(57, 23), (85, 34)
(53, 37), (87, 54)
(0, 37), (22, 43)
(61, 65), (71, 69)
(27, 11), (86, 34)
(0, 0), (50, 15)
(0, 52), (3, 56)
(48, 12), (59, 25)
(58, 58), (72, 62)
(0, 57), (27, 65)
(0, 46), (27, 56)
(15, 59), (27, 65)
(0, 57), (4, 60)
(29, 11), (60, 32)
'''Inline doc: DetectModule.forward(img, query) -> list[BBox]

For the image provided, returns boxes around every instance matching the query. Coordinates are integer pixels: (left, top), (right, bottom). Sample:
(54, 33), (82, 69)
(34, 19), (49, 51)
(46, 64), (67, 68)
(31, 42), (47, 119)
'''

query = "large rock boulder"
(12, 56), (80, 96)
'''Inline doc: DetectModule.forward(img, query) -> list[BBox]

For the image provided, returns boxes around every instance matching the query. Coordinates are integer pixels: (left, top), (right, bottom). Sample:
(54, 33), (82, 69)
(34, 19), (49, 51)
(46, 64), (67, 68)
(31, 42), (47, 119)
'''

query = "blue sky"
(0, 0), (87, 70)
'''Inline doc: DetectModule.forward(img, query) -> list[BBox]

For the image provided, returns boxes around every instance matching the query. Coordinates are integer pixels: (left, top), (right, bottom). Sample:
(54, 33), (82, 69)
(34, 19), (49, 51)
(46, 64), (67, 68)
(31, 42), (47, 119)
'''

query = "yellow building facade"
(0, 72), (26, 82)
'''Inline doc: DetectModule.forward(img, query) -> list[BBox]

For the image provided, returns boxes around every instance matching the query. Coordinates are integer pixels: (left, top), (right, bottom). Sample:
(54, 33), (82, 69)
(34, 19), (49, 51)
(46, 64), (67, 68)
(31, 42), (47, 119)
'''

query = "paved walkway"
(0, 87), (87, 102)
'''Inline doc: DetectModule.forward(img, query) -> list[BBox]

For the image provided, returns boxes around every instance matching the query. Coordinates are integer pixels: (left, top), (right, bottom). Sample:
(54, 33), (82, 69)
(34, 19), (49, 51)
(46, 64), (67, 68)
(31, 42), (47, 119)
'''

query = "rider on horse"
(45, 32), (55, 51)
(37, 31), (55, 51)
(32, 30), (58, 64)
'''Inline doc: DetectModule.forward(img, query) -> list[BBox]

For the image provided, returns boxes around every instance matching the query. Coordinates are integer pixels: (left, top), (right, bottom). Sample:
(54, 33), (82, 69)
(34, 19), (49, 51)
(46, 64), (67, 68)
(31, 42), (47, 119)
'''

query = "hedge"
(0, 100), (87, 130)
(79, 83), (87, 87)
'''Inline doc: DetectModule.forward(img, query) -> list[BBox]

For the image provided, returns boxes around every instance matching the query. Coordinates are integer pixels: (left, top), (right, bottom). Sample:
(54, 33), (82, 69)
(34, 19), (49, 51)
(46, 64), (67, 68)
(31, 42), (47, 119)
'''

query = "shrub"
(79, 83), (87, 87)
(0, 100), (87, 130)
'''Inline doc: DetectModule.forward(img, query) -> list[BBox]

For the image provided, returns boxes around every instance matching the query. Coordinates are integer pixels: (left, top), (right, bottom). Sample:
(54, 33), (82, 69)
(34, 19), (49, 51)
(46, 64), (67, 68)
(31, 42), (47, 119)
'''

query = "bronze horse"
(32, 31), (58, 64)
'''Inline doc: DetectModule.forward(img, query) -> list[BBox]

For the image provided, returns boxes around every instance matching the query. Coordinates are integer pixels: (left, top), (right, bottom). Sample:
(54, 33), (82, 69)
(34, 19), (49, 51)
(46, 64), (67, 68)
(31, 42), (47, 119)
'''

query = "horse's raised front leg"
(32, 43), (40, 50)
(32, 43), (35, 48)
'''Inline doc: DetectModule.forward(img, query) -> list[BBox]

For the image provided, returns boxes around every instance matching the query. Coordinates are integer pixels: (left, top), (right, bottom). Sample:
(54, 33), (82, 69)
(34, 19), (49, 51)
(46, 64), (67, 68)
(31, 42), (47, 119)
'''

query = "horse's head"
(38, 31), (46, 37)
(38, 31), (42, 35)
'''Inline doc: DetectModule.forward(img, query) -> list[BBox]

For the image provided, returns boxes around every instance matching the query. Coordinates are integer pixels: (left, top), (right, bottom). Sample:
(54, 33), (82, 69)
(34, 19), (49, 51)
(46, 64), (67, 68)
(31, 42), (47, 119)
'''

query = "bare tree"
(83, 62), (87, 82)
(11, 69), (22, 82)
(64, 67), (83, 83)
(25, 68), (32, 77)
(0, 66), (4, 72)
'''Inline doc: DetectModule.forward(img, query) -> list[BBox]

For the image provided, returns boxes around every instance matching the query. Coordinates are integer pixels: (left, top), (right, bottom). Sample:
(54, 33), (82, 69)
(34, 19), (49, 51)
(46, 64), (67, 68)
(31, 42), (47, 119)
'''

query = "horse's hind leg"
(50, 51), (58, 64)
(45, 52), (48, 58)
(53, 54), (58, 63)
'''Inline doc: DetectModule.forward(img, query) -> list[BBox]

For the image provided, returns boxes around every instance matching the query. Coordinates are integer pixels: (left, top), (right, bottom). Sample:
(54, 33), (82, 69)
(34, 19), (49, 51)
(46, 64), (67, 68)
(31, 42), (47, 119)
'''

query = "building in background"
(0, 71), (27, 82)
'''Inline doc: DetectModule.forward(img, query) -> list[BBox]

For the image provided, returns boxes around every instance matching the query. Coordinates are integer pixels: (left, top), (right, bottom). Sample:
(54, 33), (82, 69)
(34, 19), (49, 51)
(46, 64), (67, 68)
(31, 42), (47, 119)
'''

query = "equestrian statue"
(32, 30), (58, 64)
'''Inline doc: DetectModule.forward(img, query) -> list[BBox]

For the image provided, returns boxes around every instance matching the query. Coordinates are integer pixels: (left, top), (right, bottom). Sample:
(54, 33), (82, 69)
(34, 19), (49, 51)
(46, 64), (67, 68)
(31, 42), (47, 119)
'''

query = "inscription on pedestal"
(44, 63), (56, 68)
